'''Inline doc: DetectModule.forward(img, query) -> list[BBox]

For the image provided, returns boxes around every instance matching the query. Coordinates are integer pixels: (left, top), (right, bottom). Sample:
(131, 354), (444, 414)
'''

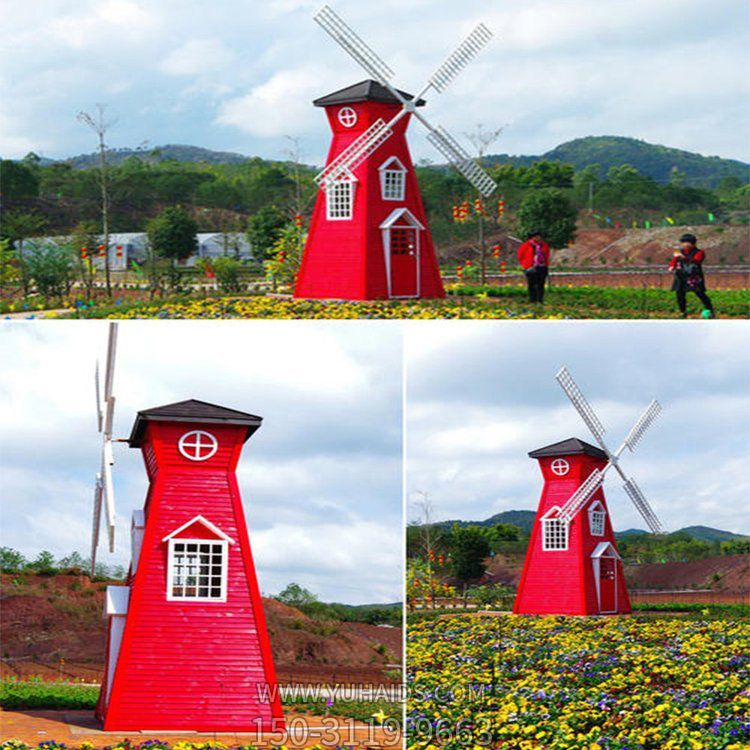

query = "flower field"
(24, 284), (742, 320)
(407, 615), (750, 750)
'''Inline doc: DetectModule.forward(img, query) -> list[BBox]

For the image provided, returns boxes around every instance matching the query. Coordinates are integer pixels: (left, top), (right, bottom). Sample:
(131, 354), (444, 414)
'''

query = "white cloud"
(160, 38), (235, 76)
(216, 66), (328, 138)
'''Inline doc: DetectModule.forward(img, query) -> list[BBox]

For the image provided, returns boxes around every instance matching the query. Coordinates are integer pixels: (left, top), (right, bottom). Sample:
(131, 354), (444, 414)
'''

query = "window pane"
(211, 588), (221, 597)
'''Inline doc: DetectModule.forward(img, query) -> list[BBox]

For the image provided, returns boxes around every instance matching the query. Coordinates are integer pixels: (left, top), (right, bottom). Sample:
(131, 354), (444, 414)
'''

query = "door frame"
(591, 541), (620, 614)
(380, 208), (425, 299)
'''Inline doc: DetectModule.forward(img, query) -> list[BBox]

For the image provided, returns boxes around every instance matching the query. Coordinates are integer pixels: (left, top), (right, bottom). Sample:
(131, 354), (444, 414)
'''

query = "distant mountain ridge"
(425, 511), (748, 540)
(44, 136), (750, 187)
(484, 136), (749, 187)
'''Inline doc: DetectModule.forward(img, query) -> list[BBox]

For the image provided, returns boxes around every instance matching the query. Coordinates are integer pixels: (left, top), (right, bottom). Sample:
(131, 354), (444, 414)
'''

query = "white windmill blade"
(91, 475), (103, 575)
(622, 477), (664, 534)
(95, 361), (103, 433)
(316, 118), (395, 187)
(623, 400), (662, 452)
(558, 468), (605, 523)
(102, 440), (116, 552)
(427, 23), (493, 93)
(314, 5), (399, 94)
(420, 121), (497, 196)
(555, 366), (609, 452)
(103, 322), (118, 402)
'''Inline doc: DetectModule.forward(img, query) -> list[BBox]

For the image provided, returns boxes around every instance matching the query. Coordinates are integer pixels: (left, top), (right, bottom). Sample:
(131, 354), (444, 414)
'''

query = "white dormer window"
(541, 507), (568, 550)
(379, 157), (407, 201)
(326, 177), (355, 220)
(163, 516), (235, 602)
(589, 501), (606, 536)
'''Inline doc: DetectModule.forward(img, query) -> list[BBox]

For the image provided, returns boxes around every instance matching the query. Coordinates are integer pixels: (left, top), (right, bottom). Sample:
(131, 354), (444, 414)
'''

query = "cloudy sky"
(0, 321), (403, 604)
(1, 0), (748, 163)
(406, 321), (750, 535)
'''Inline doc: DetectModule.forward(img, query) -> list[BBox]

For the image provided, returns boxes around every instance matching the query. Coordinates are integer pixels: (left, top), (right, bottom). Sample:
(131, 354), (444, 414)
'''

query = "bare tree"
(412, 491), (438, 608)
(77, 104), (117, 296)
(465, 124), (506, 284)
(284, 135), (305, 219)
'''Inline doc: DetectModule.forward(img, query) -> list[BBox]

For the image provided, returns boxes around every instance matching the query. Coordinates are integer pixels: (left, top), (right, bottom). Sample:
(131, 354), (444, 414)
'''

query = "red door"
(599, 557), (617, 612)
(390, 227), (418, 297)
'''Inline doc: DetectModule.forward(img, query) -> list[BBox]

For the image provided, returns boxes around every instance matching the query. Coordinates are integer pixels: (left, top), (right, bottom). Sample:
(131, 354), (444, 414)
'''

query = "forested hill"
(32, 136), (750, 187)
(483, 136), (750, 187)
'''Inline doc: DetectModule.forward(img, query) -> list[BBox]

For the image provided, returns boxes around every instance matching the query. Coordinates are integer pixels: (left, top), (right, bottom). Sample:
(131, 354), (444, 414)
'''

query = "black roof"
(314, 79), (425, 108)
(528, 438), (608, 460)
(128, 399), (262, 447)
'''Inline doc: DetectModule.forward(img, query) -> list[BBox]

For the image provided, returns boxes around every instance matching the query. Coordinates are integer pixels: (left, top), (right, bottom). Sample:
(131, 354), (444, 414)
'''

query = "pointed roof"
(314, 79), (426, 107)
(128, 399), (262, 447)
(528, 437), (607, 460)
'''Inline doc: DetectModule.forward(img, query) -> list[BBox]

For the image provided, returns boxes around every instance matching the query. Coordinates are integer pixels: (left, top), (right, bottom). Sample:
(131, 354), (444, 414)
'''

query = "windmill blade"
(316, 118), (394, 187)
(91, 475), (103, 575)
(427, 23), (493, 93)
(102, 440), (116, 553)
(558, 468), (605, 523)
(103, 322), (118, 402)
(622, 477), (664, 534)
(555, 366), (608, 452)
(421, 121), (497, 196)
(314, 5), (397, 89)
(623, 400), (662, 452)
(95, 361), (103, 433)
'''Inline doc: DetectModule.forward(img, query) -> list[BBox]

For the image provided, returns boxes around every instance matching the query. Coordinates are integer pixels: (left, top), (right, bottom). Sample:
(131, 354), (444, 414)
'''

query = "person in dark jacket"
(517, 231), (550, 303)
(669, 233), (715, 318)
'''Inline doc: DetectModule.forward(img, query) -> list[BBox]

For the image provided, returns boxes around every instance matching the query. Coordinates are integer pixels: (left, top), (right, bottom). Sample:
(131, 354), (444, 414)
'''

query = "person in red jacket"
(517, 230), (551, 303)
(669, 233), (715, 318)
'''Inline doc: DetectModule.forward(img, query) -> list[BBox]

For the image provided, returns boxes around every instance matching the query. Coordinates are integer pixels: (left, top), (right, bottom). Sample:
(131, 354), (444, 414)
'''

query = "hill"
(484, 135), (750, 187)
(49, 136), (750, 188)
(65, 143), (252, 169)
(427, 512), (747, 542)
(0, 574), (402, 685)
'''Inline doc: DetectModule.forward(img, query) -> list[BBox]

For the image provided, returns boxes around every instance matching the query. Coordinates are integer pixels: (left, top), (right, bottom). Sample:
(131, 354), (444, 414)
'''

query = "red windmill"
(90, 325), (284, 732)
(294, 5), (497, 301)
(514, 367), (665, 616)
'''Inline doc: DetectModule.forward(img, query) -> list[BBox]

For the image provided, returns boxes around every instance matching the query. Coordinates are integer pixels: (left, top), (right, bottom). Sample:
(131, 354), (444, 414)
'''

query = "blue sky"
(0, 321), (404, 604)
(406, 321), (750, 535)
(1, 0), (748, 162)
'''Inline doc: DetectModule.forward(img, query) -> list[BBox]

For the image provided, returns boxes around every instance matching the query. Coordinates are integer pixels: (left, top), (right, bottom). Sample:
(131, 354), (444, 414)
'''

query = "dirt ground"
(0, 575), (402, 685)
(0, 708), (402, 748)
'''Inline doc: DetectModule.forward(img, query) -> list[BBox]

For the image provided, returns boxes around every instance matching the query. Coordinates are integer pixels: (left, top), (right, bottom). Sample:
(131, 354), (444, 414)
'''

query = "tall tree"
(450, 524), (490, 589)
(517, 188), (578, 249)
(77, 104), (116, 296)
(0, 210), (48, 295)
(147, 206), (198, 290)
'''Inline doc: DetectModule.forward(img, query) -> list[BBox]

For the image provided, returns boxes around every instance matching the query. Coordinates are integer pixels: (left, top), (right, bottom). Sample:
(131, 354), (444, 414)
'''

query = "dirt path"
(0, 709), (401, 748)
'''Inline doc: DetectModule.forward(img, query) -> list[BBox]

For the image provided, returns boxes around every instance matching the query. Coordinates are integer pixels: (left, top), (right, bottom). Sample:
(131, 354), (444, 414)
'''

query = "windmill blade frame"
(102, 440), (116, 552)
(427, 22), (493, 93)
(314, 5), (399, 95)
(421, 121), (497, 196)
(555, 366), (609, 452)
(316, 118), (395, 187)
(622, 477), (664, 534)
(91, 475), (103, 574)
(623, 399), (662, 452)
(558, 467), (605, 523)
(95, 361), (103, 433)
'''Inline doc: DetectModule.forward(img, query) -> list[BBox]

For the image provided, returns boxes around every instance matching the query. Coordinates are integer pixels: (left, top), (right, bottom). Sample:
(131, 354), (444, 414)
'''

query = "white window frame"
(166, 538), (229, 603)
(378, 157), (407, 201)
(588, 500), (606, 537)
(550, 458), (570, 476)
(326, 178), (356, 221)
(541, 507), (569, 551)
(178, 430), (218, 462)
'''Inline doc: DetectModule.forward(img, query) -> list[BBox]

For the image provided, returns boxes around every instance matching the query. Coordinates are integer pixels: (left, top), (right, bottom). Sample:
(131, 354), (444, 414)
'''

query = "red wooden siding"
(99, 421), (284, 731)
(514, 452), (631, 616)
(295, 97), (444, 300)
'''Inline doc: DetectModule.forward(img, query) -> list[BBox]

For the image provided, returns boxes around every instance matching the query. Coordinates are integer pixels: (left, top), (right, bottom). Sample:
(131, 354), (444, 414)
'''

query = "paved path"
(0, 709), (402, 748)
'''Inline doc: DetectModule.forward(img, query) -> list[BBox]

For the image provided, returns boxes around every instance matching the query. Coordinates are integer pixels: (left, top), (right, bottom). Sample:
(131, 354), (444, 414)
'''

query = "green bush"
(0, 679), (99, 709)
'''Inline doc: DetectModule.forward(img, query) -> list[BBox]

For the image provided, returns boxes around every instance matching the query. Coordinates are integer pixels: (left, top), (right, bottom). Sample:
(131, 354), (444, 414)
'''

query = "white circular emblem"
(338, 107), (357, 128)
(178, 430), (218, 462)
(551, 458), (570, 476)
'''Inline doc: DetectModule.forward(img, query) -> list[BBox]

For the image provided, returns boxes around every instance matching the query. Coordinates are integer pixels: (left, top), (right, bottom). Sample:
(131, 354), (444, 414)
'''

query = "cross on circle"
(551, 458), (570, 476)
(338, 107), (357, 128)
(178, 430), (218, 462)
